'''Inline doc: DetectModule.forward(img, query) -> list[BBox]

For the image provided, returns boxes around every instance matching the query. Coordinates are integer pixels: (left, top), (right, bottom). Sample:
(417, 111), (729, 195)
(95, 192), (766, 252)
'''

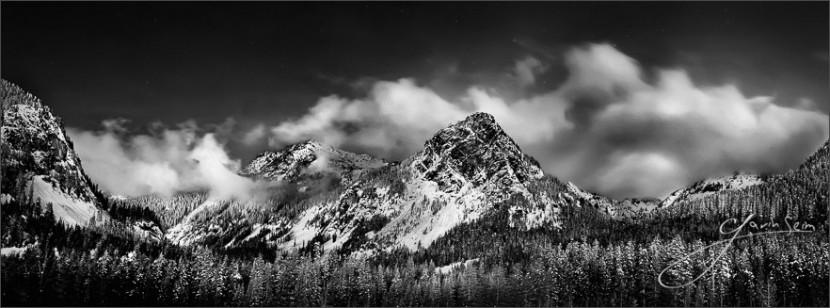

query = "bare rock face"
(166, 112), (633, 252)
(409, 112), (544, 203)
(242, 140), (387, 183)
(1, 80), (113, 227)
(1, 79), (98, 204)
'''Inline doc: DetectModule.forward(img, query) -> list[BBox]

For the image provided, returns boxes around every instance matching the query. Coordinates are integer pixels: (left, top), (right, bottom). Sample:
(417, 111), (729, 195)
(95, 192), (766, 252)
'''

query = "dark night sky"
(3, 2), (827, 129)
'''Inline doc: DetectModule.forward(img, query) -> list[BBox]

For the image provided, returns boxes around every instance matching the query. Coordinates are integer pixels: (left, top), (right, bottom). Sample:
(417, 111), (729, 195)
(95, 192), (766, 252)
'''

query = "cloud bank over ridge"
(67, 43), (828, 199)
(266, 43), (829, 198)
(68, 120), (259, 199)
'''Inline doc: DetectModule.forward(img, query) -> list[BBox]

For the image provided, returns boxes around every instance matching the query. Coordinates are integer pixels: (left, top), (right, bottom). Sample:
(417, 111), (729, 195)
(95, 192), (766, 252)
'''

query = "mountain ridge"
(3, 79), (827, 256)
(1, 80), (105, 226)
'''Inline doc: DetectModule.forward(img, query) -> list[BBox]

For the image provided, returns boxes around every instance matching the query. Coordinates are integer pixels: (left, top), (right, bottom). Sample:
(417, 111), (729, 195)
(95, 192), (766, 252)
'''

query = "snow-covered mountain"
(409, 112), (544, 204)
(268, 113), (569, 252)
(242, 140), (388, 184)
(1, 80), (106, 226)
(2, 80), (163, 241)
(656, 140), (829, 209)
(3, 79), (826, 261)
(167, 112), (655, 252)
(660, 173), (765, 208)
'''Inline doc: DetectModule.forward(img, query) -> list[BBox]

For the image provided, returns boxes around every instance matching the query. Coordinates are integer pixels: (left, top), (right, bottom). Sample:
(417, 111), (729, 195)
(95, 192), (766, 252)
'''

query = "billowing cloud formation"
(513, 56), (545, 87)
(269, 43), (829, 198)
(68, 122), (258, 199)
(242, 123), (267, 146)
(270, 79), (469, 158)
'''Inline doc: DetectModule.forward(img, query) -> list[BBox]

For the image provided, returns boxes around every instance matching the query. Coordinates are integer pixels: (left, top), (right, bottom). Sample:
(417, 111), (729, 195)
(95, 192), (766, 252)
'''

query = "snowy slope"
(1, 81), (174, 240)
(242, 140), (387, 184)
(435, 258), (480, 275)
(165, 199), (223, 245)
(2, 80), (109, 227)
(274, 113), (556, 252)
(1, 244), (36, 257)
(2, 99), (99, 203)
(165, 113), (641, 253)
(660, 173), (764, 208)
(31, 175), (103, 226)
(409, 113), (544, 203)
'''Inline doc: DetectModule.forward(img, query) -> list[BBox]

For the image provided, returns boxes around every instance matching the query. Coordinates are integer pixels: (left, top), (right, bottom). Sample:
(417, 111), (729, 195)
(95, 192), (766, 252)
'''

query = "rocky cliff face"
(2, 80), (165, 240)
(160, 112), (653, 253)
(242, 140), (388, 184)
(409, 112), (544, 202)
(1, 80), (105, 226)
(275, 113), (557, 252)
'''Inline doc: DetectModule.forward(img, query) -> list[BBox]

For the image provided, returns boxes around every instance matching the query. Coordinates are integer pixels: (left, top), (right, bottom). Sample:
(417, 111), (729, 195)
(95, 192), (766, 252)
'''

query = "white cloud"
(65, 43), (828, 199)
(68, 121), (260, 199)
(269, 79), (471, 158)
(560, 43), (647, 95)
(242, 123), (267, 146)
(513, 56), (545, 87)
(266, 43), (829, 198)
(795, 97), (819, 111)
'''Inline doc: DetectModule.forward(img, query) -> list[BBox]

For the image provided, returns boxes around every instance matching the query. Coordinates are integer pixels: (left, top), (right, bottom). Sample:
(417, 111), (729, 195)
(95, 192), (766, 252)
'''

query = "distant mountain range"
(2, 78), (827, 256)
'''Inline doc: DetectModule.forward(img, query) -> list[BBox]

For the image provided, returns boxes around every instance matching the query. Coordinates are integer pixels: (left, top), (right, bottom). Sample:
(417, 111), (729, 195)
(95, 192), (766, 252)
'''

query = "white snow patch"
(0, 194), (13, 205)
(384, 179), (488, 250)
(277, 205), (324, 250)
(661, 174), (764, 207)
(566, 182), (594, 204)
(435, 258), (480, 275)
(375, 186), (390, 198)
(509, 202), (562, 230)
(31, 176), (103, 227)
(165, 199), (221, 245)
(1, 245), (33, 257)
(165, 223), (197, 246)
(322, 227), (354, 251)
(132, 221), (163, 242)
(235, 222), (289, 247)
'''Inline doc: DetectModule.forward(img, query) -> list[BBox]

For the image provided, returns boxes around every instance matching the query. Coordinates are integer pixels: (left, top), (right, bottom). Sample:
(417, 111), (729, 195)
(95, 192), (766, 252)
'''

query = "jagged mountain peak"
(409, 112), (544, 198)
(1, 79), (44, 110)
(429, 112), (509, 149)
(242, 139), (387, 183)
(449, 111), (499, 131)
(285, 138), (325, 151)
(1, 80), (106, 226)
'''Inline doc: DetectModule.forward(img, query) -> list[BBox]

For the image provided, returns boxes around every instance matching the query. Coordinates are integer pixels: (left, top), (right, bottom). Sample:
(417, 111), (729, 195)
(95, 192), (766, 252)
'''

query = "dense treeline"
(116, 192), (209, 229)
(659, 143), (828, 224)
(2, 231), (827, 307)
(378, 196), (826, 269)
(3, 183), (828, 307)
(374, 158), (829, 267)
(3, 84), (828, 308)
(3, 145), (827, 306)
(1, 199), (189, 262)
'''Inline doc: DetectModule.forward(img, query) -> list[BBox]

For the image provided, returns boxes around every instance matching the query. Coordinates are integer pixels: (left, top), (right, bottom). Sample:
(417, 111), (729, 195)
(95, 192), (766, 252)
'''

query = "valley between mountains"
(2, 79), (828, 306)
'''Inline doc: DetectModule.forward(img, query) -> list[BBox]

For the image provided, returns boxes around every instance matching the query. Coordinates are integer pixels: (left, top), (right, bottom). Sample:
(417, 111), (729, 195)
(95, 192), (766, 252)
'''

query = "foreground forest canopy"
(1, 79), (829, 307)
(1, 199), (827, 307)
